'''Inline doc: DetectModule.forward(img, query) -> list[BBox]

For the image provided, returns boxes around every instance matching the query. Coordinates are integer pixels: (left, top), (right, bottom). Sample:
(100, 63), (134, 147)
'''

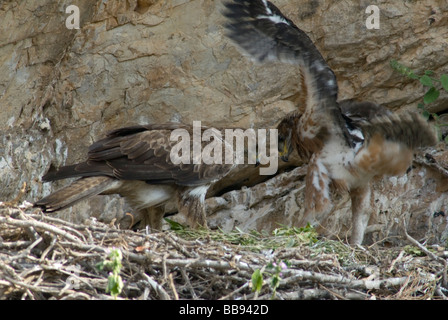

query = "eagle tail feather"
(34, 176), (117, 212)
(361, 112), (437, 150)
(42, 162), (113, 182)
(353, 112), (437, 177)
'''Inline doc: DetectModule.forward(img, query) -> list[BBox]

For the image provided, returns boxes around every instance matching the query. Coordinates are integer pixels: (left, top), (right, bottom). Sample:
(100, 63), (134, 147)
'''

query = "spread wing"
(223, 0), (354, 156)
(42, 123), (234, 187)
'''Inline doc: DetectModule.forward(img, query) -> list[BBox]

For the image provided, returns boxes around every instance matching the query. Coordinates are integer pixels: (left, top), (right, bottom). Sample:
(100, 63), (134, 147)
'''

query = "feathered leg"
(140, 206), (166, 231)
(176, 186), (209, 229)
(349, 184), (374, 245)
(299, 154), (333, 228)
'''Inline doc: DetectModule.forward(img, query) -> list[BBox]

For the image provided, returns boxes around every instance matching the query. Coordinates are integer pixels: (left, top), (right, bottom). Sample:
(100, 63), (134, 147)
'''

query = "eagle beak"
(279, 143), (289, 162)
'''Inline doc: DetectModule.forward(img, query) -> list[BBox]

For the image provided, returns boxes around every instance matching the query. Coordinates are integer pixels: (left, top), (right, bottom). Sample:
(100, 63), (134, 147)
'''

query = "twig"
(281, 269), (408, 290)
(162, 233), (197, 258)
(219, 282), (250, 300)
(141, 273), (171, 300)
(180, 268), (198, 299)
(404, 227), (440, 262)
(168, 273), (179, 300)
(1, 204), (446, 300)
(0, 216), (82, 243)
(403, 221), (448, 288)
(388, 250), (406, 273)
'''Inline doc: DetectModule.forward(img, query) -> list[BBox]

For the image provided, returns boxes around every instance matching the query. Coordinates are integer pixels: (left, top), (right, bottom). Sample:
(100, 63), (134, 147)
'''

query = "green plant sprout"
(390, 59), (448, 143)
(272, 223), (319, 246)
(251, 260), (289, 299)
(97, 248), (124, 299)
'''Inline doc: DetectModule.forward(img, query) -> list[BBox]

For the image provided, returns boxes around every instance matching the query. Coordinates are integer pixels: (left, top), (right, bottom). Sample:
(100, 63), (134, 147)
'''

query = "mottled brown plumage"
(224, 0), (437, 244)
(35, 123), (237, 230)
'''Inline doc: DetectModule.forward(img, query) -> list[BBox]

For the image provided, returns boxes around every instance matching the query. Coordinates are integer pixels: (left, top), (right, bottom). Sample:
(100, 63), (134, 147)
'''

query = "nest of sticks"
(0, 201), (447, 300)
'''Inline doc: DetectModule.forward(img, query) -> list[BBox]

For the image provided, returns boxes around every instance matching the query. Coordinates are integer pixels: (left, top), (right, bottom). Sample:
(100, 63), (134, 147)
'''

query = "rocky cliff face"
(1, 0), (447, 244)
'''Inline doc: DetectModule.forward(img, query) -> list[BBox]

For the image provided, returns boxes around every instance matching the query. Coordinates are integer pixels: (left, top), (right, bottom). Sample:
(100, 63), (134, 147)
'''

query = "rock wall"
(1, 0), (447, 243)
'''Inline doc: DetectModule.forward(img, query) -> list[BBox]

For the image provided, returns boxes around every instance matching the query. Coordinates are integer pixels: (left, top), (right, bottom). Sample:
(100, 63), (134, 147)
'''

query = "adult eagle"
(223, 0), (437, 244)
(35, 123), (238, 231)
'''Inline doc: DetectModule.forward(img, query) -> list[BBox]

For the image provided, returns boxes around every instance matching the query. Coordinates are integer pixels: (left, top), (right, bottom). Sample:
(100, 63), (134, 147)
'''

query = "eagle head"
(276, 112), (300, 162)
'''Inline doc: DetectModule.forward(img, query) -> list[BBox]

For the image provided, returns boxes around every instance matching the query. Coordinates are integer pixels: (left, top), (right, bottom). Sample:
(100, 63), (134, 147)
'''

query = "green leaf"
(285, 238), (296, 248)
(251, 269), (264, 293)
(420, 75), (433, 87)
(389, 59), (399, 70)
(107, 273), (124, 298)
(390, 60), (418, 79)
(422, 110), (431, 120)
(404, 245), (425, 257)
(441, 74), (448, 92)
(417, 103), (425, 110)
(164, 218), (186, 231)
(96, 261), (105, 271)
(423, 87), (440, 104)
(424, 70), (434, 76)
(270, 276), (280, 290)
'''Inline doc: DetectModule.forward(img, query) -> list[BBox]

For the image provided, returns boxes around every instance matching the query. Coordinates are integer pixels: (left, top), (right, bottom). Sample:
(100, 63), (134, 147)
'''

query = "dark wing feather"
(223, 0), (354, 148)
(223, 0), (337, 99)
(340, 100), (436, 151)
(339, 100), (392, 123)
(43, 124), (234, 187)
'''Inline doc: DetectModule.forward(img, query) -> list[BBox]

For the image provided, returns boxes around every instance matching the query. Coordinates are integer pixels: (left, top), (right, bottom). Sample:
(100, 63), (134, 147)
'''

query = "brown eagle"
(35, 123), (238, 231)
(223, 0), (437, 244)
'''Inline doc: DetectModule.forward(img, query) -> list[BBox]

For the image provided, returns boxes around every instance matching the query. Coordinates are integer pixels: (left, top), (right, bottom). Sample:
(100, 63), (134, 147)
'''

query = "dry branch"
(0, 202), (447, 300)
